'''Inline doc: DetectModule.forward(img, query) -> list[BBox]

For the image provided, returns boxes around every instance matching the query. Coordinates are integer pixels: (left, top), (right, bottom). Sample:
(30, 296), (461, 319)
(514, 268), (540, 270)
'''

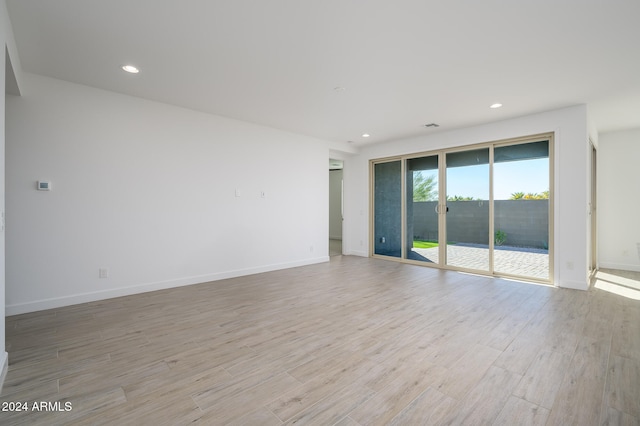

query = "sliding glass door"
(371, 133), (553, 283)
(445, 148), (490, 272)
(373, 160), (402, 258)
(493, 141), (550, 279)
(406, 155), (440, 263)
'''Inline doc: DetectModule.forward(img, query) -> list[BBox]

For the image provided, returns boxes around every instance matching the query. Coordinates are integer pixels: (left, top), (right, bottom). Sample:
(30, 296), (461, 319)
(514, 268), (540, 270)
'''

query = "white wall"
(0, 0), (8, 388)
(598, 128), (640, 272)
(343, 105), (591, 290)
(6, 73), (331, 315)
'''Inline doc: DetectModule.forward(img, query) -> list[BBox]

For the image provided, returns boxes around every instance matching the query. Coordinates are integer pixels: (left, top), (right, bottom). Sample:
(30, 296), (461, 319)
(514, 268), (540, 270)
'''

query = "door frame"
(588, 140), (598, 279)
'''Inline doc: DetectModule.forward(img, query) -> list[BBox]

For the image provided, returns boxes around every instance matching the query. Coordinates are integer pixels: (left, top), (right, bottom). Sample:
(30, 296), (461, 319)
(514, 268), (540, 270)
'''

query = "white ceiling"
(6, 1), (640, 146)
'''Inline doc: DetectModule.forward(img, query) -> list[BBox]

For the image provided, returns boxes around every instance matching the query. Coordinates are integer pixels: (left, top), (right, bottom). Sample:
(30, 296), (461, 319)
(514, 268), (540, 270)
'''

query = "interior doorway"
(329, 159), (343, 256)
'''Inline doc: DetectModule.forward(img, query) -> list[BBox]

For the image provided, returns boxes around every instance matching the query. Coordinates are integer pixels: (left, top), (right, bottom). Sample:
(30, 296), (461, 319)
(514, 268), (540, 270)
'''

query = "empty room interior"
(1, 1), (639, 425)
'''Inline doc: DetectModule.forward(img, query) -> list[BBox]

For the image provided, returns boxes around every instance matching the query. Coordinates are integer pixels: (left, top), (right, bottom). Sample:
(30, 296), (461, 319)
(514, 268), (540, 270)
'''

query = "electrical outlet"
(99, 268), (109, 278)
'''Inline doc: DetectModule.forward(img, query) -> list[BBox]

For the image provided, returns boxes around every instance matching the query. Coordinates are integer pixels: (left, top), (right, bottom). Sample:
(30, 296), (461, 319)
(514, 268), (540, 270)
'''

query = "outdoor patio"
(412, 244), (549, 280)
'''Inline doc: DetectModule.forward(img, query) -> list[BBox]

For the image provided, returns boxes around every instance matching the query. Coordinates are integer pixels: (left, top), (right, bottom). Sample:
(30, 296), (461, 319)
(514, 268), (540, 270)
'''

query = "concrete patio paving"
(411, 244), (549, 280)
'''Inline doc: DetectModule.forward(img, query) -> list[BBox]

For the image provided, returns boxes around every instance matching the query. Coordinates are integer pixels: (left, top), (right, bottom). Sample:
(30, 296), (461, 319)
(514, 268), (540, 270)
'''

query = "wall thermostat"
(37, 181), (52, 191)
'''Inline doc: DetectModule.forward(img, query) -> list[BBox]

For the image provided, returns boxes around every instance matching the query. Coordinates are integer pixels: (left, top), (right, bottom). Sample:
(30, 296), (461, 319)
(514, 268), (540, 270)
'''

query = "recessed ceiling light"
(362, 133), (370, 138)
(122, 65), (140, 74)
(490, 103), (503, 109)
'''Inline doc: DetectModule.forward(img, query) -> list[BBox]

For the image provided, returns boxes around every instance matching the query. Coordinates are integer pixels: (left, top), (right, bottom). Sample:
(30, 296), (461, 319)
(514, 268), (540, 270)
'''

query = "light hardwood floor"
(1, 256), (639, 425)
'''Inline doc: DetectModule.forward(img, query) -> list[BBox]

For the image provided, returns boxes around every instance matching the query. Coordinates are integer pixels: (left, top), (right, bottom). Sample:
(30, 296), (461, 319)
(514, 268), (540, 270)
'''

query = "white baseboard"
(557, 279), (588, 291)
(344, 250), (368, 257)
(599, 261), (640, 273)
(0, 352), (7, 394)
(6, 256), (330, 316)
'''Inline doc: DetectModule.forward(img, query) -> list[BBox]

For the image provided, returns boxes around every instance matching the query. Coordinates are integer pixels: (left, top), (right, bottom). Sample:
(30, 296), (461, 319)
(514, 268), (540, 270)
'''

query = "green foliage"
(509, 190), (549, 200)
(495, 230), (507, 246)
(447, 195), (476, 201)
(413, 172), (437, 201)
(413, 240), (439, 249)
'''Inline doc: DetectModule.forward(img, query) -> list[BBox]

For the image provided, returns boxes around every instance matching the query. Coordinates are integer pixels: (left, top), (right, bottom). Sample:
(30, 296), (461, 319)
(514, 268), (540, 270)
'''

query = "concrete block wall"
(411, 200), (548, 248)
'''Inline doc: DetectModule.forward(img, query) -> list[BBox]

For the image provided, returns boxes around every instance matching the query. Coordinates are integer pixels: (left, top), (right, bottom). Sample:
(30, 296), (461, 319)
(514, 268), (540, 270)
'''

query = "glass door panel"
(373, 160), (402, 258)
(405, 155), (439, 263)
(493, 141), (550, 280)
(445, 148), (490, 271)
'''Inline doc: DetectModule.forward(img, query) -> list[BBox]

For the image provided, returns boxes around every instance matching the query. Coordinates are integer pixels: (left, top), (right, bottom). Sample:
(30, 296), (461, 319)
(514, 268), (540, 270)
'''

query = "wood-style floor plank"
(387, 386), (456, 425)
(492, 396), (550, 426)
(1, 256), (638, 425)
(605, 355), (640, 419)
(545, 333), (611, 426)
(436, 365), (522, 425)
(512, 350), (572, 409)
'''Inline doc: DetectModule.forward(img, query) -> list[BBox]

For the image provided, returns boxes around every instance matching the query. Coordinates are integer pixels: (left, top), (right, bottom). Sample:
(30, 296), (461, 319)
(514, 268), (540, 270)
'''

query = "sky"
(419, 158), (549, 200)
